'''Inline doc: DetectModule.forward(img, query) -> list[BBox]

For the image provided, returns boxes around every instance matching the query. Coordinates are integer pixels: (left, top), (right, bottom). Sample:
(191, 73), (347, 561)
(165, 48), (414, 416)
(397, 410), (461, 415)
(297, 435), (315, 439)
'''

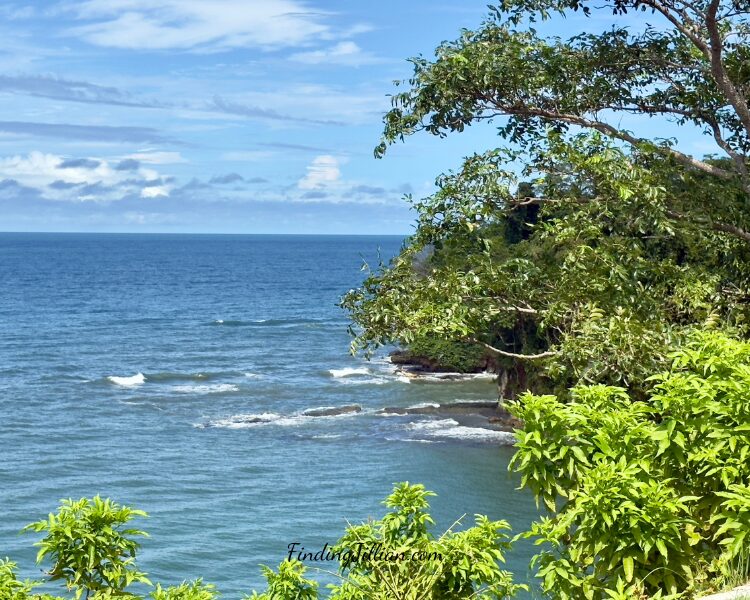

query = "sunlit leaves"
(23, 496), (150, 599)
(510, 330), (750, 598)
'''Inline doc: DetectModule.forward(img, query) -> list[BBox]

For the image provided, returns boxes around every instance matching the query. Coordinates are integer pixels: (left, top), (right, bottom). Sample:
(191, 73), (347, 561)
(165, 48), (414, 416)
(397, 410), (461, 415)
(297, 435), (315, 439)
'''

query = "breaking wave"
(107, 373), (145, 386)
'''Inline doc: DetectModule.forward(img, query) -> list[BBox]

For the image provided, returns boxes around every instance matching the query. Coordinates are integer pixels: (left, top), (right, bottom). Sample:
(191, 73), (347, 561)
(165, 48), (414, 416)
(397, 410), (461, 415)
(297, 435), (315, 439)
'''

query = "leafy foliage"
(245, 562), (318, 600)
(24, 496), (150, 599)
(326, 482), (524, 600)
(150, 580), (217, 600)
(0, 559), (42, 600)
(401, 335), (488, 373)
(241, 482), (525, 600)
(508, 330), (750, 598)
(4, 487), (523, 600)
(342, 0), (750, 398)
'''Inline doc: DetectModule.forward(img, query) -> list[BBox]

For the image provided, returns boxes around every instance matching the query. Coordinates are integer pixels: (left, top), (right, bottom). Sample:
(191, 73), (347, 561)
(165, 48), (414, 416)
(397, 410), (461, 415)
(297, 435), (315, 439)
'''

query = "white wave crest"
(107, 373), (145, 386)
(328, 367), (370, 378)
(406, 419), (515, 444)
(172, 384), (239, 394)
(197, 406), (364, 429)
(406, 402), (440, 409)
(335, 376), (391, 385)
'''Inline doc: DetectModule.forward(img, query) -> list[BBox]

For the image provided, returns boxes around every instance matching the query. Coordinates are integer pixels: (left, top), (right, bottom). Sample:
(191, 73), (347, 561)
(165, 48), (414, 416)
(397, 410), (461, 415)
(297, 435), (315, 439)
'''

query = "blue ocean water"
(0, 233), (538, 595)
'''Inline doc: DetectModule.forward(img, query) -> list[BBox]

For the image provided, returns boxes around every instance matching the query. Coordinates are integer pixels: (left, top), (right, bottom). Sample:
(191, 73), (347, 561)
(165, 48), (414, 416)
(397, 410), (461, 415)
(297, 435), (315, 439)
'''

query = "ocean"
(0, 233), (538, 595)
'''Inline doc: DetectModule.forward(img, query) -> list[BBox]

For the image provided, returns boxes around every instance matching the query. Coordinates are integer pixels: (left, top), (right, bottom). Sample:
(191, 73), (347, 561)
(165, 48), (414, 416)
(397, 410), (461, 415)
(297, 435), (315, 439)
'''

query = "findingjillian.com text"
(287, 543), (443, 568)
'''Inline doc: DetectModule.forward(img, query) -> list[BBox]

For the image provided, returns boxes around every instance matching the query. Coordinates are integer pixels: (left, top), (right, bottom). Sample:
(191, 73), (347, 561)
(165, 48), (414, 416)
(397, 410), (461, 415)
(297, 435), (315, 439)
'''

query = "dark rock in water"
(237, 416), (267, 424)
(380, 401), (498, 417)
(397, 368), (494, 381)
(302, 404), (362, 417)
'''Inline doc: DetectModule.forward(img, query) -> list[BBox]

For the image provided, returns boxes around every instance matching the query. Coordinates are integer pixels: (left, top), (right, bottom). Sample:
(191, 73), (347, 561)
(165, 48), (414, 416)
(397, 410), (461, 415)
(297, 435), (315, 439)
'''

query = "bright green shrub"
(245, 562), (317, 600)
(0, 559), (39, 600)
(23, 496), (150, 599)
(250, 483), (525, 600)
(508, 330), (750, 598)
(151, 580), (218, 600)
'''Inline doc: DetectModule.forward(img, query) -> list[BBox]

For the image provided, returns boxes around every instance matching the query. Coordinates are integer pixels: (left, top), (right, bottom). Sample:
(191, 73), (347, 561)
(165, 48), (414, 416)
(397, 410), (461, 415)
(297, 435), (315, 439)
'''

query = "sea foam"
(406, 418), (515, 444)
(172, 383), (239, 394)
(328, 367), (370, 378)
(107, 373), (145, 386)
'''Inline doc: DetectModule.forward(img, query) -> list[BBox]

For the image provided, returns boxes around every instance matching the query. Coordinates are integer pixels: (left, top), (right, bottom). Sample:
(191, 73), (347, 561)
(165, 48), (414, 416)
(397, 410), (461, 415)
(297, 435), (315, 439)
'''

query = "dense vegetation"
(341, 0), (750, 398)
(510, 331), (750, 598)
(339, 0), (750, 596)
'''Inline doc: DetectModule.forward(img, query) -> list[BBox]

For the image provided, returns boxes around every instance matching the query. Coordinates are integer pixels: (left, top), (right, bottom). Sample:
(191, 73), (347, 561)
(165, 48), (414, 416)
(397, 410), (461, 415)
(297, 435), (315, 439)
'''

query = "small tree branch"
(704, 0), (750, 139)
(703, 114), (750, 191)
(468, 338), (557, 360)
(666, 209), (750, 242)
(490, 102), (737, 181)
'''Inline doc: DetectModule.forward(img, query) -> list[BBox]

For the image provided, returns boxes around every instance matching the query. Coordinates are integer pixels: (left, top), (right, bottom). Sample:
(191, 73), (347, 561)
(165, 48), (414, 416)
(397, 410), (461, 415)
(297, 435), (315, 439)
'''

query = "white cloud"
(141, 185), (170, 197)
(63, 0), (332, 51)
(126, 151), (186, 164)
(290, 41), (382, 66)
(298, 154), (341, 189)
(0, 151), (171, 200)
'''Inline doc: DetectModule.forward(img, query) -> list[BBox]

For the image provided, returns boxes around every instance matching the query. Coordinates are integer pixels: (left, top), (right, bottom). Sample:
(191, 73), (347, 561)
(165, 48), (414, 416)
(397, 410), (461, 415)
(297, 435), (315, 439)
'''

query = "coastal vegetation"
(4, 485), (525, 600)
(5, 1), (750, 599)
(508, 330), (750, 598)
(339, 0), (750, 596)
(341, 0), (750, 399)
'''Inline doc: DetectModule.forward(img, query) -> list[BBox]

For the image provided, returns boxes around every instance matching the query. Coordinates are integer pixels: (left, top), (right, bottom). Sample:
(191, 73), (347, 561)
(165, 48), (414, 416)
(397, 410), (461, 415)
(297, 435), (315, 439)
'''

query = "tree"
(23, 496), (150, 599)
(342, 0), (750, 396)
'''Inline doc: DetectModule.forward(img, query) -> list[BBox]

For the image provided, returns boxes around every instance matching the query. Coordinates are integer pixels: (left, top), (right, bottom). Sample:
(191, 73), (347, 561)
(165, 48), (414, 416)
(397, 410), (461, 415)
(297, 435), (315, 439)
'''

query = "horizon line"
(0, 230), (410, 236)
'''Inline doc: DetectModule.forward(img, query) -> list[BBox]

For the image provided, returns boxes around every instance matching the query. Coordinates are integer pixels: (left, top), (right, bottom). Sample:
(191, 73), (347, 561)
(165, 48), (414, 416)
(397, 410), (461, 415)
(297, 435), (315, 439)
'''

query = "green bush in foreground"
(509, 330), (750, 599)
(324, 482), (524, 599)
(23, 496), (151, 599)
(8, 484), (524, 600)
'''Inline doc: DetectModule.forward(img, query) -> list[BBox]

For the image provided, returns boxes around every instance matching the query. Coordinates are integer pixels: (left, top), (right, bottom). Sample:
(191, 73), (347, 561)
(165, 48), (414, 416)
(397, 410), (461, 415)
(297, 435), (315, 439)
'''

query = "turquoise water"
(0, 233), (539, 595)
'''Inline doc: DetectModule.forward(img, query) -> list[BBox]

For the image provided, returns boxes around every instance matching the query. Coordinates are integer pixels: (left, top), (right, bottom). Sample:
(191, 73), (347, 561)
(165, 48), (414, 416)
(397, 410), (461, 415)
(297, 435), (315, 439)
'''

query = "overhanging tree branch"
(704, 0), (750, 138)
(469, 338), (558, 360)
(496, 103), (737, 181)
(666, 209), (750, 242)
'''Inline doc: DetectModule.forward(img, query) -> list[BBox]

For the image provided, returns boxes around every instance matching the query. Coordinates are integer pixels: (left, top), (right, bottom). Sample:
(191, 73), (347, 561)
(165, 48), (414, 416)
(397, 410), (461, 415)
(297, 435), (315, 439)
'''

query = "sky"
(0, 1), (714, 234)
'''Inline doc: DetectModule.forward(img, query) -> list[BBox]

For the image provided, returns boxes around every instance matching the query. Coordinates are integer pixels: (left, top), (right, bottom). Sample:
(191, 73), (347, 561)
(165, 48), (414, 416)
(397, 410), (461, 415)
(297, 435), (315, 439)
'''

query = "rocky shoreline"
(388, 350), (521, 432)
(379, 401), (521, 433)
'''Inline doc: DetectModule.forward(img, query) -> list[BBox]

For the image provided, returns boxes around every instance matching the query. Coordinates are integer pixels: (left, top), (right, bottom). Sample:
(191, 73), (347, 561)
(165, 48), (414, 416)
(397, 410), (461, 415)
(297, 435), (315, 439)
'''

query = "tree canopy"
(342, 0), (750, 395)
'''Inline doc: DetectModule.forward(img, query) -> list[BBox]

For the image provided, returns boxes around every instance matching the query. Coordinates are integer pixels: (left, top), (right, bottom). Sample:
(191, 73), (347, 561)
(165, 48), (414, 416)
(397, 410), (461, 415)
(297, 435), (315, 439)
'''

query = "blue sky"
(0, 1), (713, 234)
